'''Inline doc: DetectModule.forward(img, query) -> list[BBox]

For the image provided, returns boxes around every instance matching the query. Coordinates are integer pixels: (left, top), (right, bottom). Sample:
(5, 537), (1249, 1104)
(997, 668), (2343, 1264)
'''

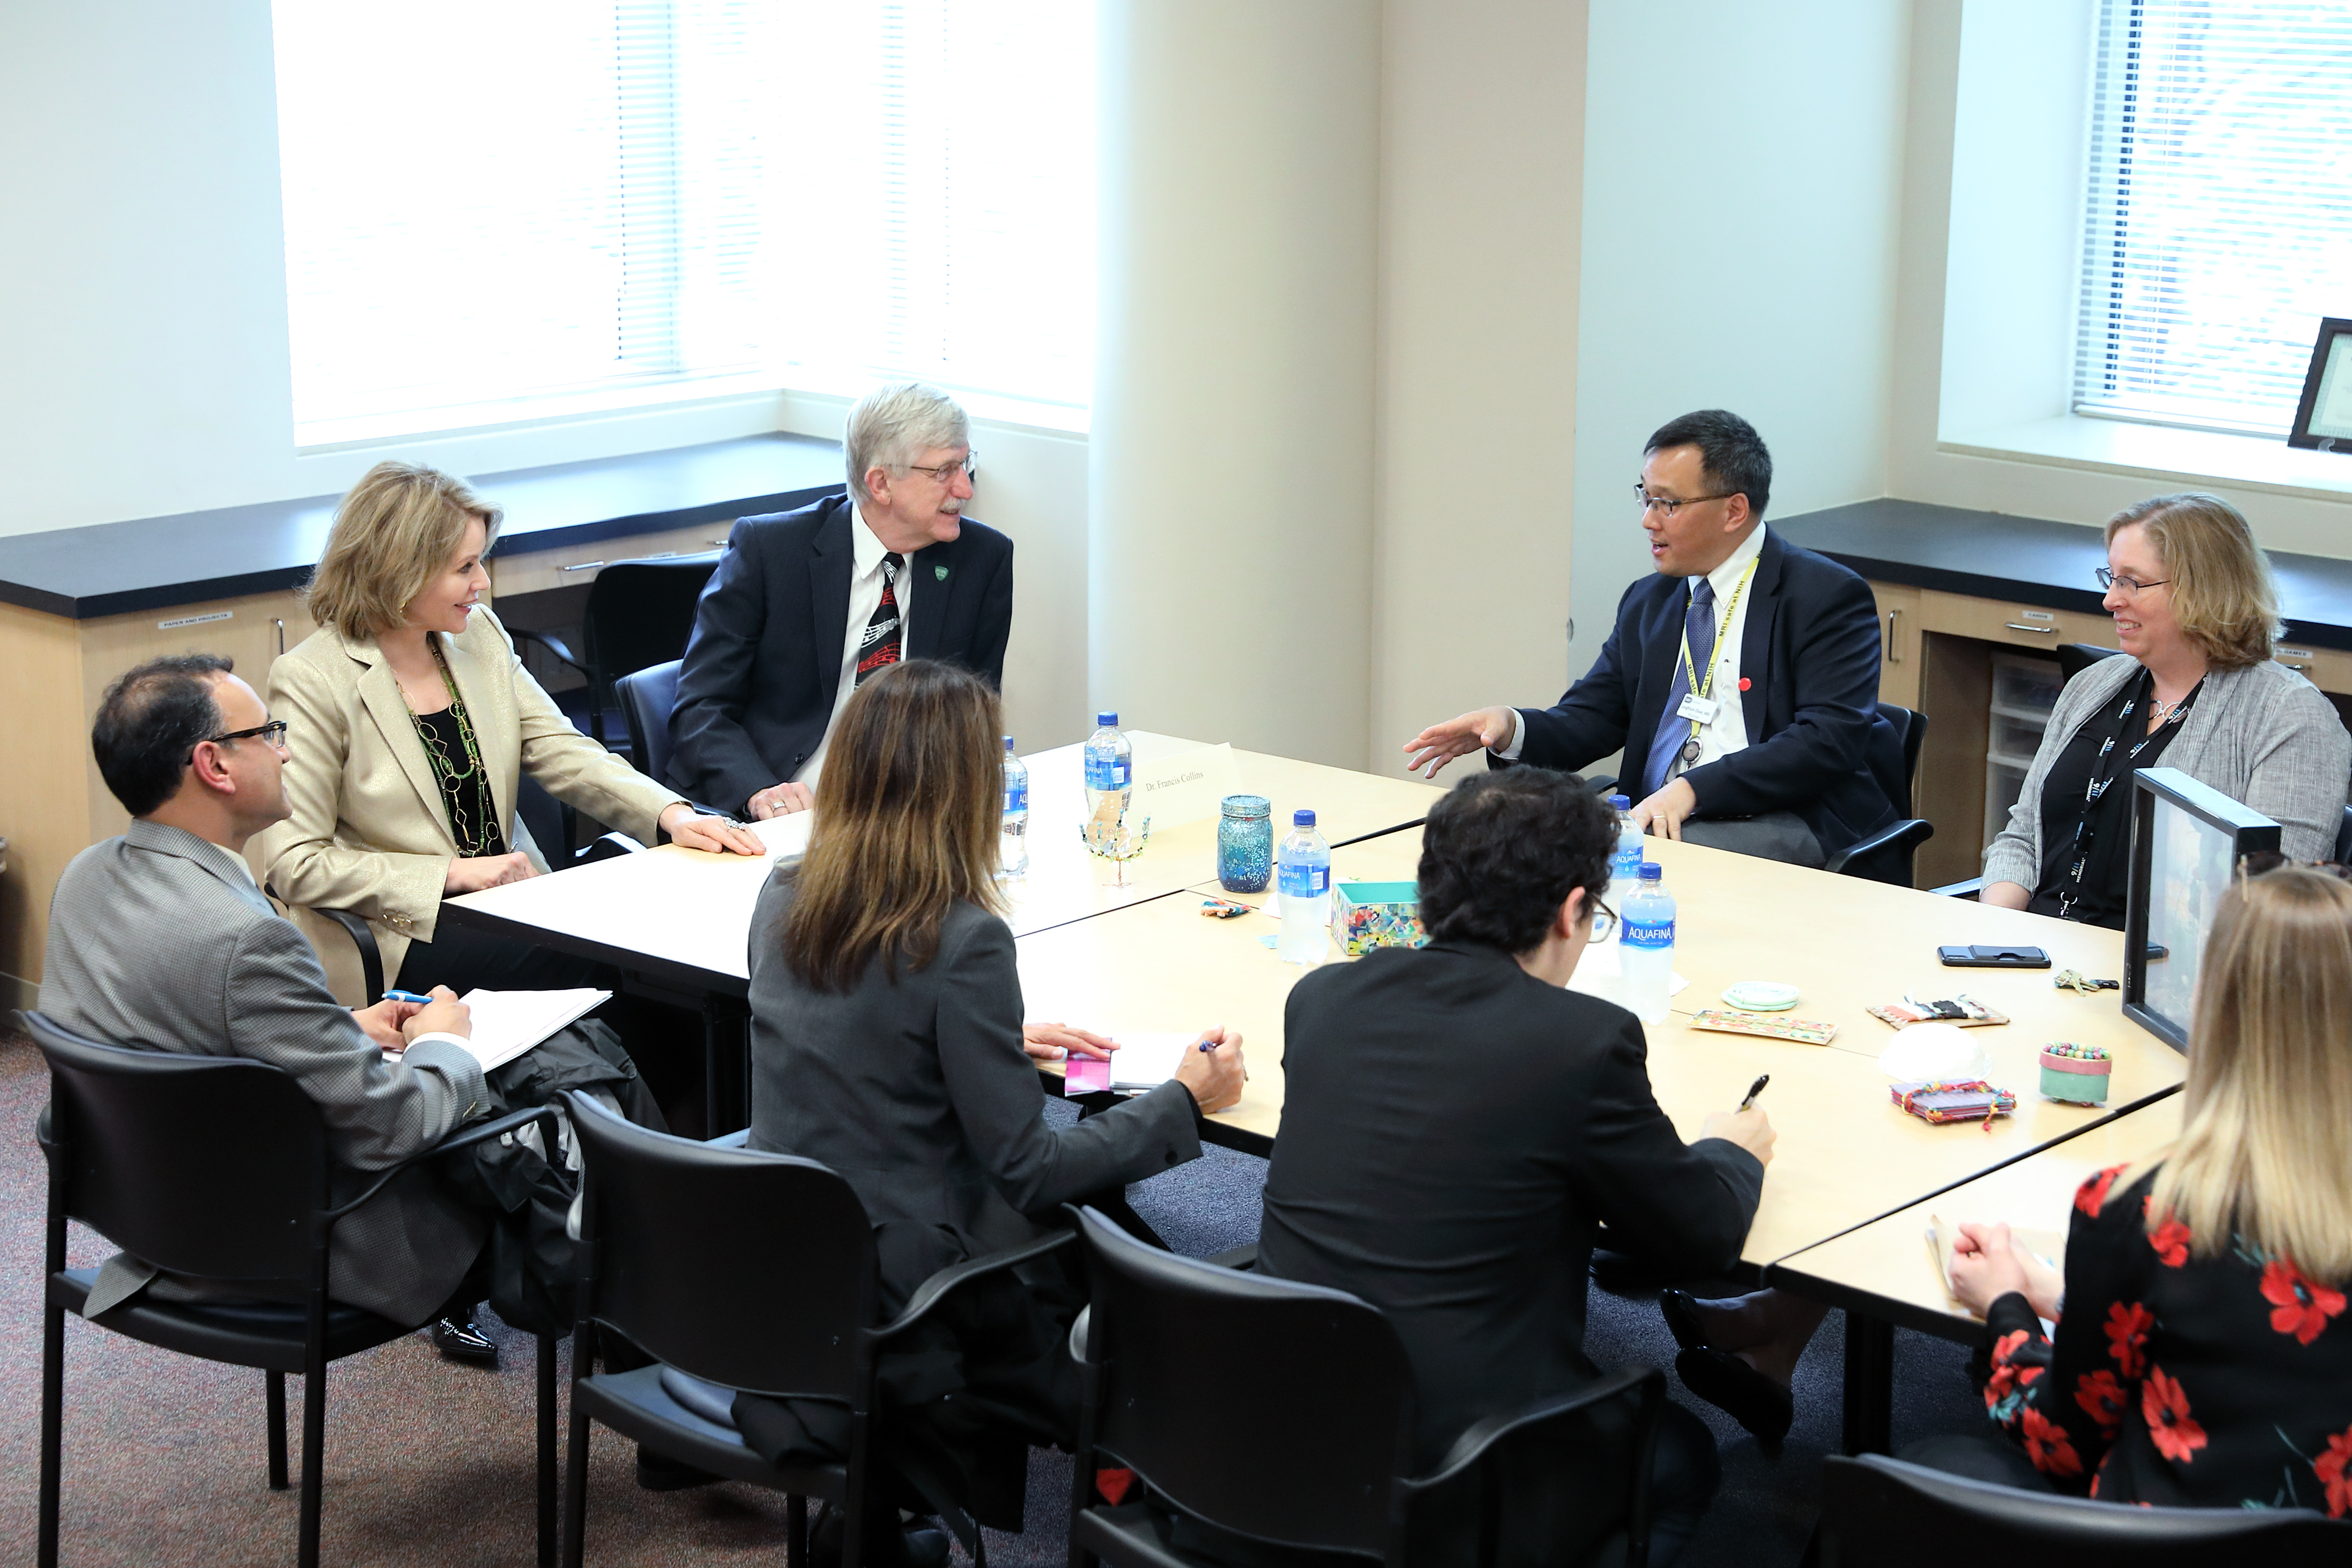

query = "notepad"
(454, 987), (612, 1072)
(1062, 1033), (1198, 1094)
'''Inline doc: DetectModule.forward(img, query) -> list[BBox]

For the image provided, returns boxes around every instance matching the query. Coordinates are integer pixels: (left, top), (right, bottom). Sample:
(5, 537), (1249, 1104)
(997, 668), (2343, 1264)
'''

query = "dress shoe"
(1675, 1346), (1794, 1442)
(430, 1316), (499, 1366)
(807, 1502), (951, 1568)
(635, 1446), (723, 1491)
(1658, 1288), (1707, 1353)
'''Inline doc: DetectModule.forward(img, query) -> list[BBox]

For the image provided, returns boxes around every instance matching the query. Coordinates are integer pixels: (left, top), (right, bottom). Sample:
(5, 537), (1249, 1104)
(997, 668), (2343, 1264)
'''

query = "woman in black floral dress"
(1940, 863), (2352, 1514)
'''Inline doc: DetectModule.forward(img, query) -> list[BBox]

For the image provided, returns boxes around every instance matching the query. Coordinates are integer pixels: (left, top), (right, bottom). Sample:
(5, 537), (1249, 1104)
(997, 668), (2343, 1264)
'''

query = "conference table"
(445, 735), (2188, 1453)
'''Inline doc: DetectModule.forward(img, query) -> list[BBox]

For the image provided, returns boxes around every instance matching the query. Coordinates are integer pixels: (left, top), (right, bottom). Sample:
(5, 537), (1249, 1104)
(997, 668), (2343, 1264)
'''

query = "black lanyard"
(2057, 669), (2200, 920)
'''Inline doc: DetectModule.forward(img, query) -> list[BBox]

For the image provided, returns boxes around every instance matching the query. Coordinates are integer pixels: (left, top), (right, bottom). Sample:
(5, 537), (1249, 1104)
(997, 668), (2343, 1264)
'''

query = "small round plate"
(1721, 981), (1800, 1013)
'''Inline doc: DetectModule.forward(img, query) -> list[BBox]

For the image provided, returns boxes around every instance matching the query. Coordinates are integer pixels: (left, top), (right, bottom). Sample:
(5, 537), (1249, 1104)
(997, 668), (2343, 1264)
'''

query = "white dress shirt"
(1500, 523), (1768, 786)
(796, 502), (919, 788)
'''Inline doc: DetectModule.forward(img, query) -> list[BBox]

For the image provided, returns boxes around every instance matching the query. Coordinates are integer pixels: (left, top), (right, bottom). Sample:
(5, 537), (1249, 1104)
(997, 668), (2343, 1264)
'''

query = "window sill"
(1940, 414), (2352, 504)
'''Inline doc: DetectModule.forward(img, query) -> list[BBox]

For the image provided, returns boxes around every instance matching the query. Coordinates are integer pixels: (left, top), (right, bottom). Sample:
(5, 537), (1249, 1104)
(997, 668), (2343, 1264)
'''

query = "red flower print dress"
(1982, 1163), (2352, 1512)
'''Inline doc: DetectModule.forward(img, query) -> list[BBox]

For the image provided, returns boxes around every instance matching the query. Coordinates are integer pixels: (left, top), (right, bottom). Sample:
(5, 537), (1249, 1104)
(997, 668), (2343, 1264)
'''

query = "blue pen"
(384, 989), (435, 1005)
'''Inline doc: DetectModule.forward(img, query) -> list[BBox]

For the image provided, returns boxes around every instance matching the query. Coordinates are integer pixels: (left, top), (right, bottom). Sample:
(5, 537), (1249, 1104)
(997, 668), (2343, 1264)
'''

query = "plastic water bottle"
(1083, 712), (1132, 823)
(1276, 809), (1331, 965)
(1607, 793), (1644, 925)
(1620, 863), (1676, 1023)
(999, 736), (1029, 877)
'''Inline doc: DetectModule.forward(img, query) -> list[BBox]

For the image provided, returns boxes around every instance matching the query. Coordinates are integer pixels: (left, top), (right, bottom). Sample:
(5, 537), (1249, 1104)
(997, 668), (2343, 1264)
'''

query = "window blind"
(273, 0), (1092, 446)
(2073, 0), (2352, 436)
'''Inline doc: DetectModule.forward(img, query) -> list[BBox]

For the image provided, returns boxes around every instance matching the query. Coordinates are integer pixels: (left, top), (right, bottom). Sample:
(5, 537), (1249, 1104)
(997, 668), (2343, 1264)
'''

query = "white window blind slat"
(2074, 0), (2352, 436)
(274, 0), (1091, 444)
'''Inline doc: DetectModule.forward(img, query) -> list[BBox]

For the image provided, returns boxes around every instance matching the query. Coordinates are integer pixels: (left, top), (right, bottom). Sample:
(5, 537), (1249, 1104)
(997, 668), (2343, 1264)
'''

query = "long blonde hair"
(776, 660), (1007, 992)
(2148, 866), (2352, 1281)
(305, 461), (503, 641)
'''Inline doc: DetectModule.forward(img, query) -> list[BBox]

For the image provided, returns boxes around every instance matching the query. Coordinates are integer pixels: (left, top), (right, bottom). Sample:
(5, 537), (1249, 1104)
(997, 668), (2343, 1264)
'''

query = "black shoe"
(431, 1316), (499, 1366)
(1675, 1346), (1794, 1442)
(807, 1503), (951, 1568)
(635, 1446), (723, 1492)
(1659, 1288), (1708, 1353)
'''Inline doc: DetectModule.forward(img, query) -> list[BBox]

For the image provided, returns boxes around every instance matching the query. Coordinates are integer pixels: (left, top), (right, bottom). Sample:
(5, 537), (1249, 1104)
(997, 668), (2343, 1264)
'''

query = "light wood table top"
(1019, 830), (2186, 1264)
(1768, 1094), (2184, 1340)
(442, 733), (1441, 992)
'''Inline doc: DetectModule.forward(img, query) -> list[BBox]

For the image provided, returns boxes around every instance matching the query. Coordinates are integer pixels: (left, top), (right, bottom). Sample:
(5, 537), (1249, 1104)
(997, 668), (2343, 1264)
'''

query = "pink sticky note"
(1064, 1055), (1112, 1094)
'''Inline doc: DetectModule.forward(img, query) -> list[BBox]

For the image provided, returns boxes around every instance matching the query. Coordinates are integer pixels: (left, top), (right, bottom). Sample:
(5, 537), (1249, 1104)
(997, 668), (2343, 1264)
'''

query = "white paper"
(455, 987), (612, 1072)
(1096, 1031), (1200, 1090)
(1128, 742), (1237, 830)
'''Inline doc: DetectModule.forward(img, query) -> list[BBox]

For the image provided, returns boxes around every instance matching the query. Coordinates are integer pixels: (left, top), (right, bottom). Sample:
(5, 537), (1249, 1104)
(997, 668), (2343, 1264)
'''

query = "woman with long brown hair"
(1936, 863), (2352, 1510)
(738, 659), (1244, 1563)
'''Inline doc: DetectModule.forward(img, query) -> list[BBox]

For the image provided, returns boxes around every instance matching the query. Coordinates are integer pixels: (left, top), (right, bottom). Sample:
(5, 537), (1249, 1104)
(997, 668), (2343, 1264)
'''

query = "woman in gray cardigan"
(1982, 492), (2349, 927)
(738, 659), (1245, 1563)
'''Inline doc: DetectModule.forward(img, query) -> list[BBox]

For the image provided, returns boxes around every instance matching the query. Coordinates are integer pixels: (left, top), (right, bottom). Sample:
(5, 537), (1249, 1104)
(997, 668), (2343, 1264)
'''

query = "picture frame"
(2287, 317), (2352, 451)
(2123, 766), (2279, 1051)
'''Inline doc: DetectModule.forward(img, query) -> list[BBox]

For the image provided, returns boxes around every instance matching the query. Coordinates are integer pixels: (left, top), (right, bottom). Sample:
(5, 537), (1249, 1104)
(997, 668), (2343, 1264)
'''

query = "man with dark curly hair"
(1253, 767), (1775, 1567)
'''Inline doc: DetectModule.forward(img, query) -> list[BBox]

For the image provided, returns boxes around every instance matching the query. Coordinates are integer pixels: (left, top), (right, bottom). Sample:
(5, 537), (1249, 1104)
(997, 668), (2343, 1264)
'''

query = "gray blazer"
(1985, 656), (2352, 891)
(746, 874), (1201, 1306)
(40, 820), (490, 1323)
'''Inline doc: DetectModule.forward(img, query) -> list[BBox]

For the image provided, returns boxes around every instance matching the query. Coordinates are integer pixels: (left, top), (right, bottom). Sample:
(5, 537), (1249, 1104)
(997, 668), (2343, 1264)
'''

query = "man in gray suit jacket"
(41, 653), (489, 1330)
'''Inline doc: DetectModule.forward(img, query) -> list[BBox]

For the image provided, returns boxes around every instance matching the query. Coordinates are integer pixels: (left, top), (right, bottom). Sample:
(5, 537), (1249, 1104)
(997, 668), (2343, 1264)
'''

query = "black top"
(1511, 528), (1904, 855)
(1255, 940), (1765, 1468)
(2028, 667), (2196, 929)
(411, 705), (506, 859)
(1984, 1163), (2352, 1511)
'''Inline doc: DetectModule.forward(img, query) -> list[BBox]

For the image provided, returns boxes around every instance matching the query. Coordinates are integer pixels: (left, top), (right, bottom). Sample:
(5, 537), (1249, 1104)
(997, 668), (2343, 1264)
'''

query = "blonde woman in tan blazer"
(261, 462), (765, 1001)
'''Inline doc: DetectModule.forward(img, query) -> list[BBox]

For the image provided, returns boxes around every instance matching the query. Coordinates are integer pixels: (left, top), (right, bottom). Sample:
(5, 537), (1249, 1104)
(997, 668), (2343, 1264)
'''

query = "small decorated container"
(1217, 794), (1273, 892)
(2038, 1042), (2113, 1106)
(1331, 881), (1426, 957)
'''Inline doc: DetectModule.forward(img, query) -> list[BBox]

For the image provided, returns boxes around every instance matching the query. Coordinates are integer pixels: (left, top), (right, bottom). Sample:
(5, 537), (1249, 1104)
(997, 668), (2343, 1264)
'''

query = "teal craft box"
(1331, 881), (1426, 957)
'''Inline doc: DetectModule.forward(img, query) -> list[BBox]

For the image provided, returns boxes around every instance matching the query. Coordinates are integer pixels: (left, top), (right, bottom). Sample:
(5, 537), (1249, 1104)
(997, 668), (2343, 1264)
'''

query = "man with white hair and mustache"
(670, 381), (1014, 822)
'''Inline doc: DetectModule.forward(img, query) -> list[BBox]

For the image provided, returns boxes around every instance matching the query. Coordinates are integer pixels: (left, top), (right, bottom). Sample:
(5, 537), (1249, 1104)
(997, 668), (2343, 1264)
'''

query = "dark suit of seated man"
(1254, 769), (1775, 1568)
(668, 381), (1015, 822)
(1405, 408), (1900, 867)
(40, 654), (492, 1343)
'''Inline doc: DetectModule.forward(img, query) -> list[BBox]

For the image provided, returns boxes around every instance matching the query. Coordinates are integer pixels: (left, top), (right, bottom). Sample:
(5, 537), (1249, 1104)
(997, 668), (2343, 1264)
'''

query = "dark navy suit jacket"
(667, 492), (1015, 816)
(1515, 528), (1901, 855)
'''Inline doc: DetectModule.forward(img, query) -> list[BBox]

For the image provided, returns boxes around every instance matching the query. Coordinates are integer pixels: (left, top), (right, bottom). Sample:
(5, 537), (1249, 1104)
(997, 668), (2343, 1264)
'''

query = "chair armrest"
(577, 832), (643, 865)
(875, 1229), (1079, 1341)
(1205, 1243), (1258, 1271)
(1931, 876), (1985, 900)
(324, 1106), (563, 1222)
(1408, 1363), (1664, 1493)
(508, 625), (588, 681)
(1583, 775), (1619, 796)
(313, 904), (387, 1003)
(1821, 817), (1933, 878)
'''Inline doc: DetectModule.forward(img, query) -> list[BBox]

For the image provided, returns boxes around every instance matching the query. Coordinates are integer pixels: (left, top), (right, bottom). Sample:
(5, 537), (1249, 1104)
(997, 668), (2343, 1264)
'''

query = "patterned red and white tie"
(854, 552), (907, 685)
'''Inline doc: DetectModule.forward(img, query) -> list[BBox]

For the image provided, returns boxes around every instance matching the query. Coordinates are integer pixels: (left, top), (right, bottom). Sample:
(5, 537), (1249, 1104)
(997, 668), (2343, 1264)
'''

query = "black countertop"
(1776, 497), (2352, 653)
(0, 432), (844, 619)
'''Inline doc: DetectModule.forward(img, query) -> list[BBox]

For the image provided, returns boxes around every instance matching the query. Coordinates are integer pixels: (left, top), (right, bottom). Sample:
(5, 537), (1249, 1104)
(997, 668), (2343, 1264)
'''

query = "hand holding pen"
(1701, 1074), (1777, 1166)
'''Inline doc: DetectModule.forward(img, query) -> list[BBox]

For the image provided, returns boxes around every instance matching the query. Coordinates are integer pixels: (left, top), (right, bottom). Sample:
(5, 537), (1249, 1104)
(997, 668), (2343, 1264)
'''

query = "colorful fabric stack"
(1329, 881), (1425, 957)
(1890, 1079), (2019, 1125)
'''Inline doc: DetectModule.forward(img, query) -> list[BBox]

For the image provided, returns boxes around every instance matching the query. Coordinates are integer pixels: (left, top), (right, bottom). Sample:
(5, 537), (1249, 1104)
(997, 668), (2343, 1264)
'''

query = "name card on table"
(1129, 743), (1237, 830)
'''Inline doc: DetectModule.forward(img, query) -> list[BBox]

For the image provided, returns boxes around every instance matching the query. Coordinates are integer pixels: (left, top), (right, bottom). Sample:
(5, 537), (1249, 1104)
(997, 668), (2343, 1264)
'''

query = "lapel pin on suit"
(934, 563), (950, 582)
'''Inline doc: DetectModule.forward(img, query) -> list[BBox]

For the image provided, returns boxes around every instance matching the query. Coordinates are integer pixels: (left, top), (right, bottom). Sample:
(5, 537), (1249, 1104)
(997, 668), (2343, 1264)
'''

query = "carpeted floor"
(0, 1030), (1989, 1566)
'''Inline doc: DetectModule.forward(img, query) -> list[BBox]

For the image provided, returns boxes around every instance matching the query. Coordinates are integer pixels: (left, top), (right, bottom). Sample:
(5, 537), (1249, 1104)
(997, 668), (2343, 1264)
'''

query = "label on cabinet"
(158, 610), (234, 630)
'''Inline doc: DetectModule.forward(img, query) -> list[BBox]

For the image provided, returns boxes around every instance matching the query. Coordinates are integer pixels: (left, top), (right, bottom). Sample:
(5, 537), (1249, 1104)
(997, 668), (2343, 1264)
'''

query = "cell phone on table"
(1937, 944), (2052, 969)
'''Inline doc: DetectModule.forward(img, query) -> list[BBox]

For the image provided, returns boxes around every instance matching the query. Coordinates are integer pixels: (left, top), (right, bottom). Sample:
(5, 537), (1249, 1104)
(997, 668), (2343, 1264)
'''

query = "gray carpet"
(0, 1035), (1990, 1565)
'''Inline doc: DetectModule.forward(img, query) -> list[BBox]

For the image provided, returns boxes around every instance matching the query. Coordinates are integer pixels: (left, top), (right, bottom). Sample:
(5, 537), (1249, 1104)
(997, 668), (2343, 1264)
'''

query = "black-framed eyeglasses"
(1634, 484), (1735, 519)
(190, 720), (288, 761)
(2095, 567), (2170, 595)
(904, 451), (977, 484)
(1588, 896), (1618, 941)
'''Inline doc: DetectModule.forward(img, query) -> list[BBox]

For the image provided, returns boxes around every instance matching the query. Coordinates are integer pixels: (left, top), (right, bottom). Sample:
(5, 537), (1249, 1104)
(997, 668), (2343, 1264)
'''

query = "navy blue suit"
(667, 493), (1015, 816)
(1516, 529), (1900, 855)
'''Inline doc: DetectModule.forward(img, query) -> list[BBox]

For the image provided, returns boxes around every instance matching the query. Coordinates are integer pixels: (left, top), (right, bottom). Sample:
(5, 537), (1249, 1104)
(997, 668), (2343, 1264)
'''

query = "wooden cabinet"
(487, 522), (729, 597)
(1871, 582), (1922, 711)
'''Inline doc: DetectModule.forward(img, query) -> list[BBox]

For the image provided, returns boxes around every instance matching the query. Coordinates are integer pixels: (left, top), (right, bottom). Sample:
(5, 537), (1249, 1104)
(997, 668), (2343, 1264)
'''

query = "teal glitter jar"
(1218, 794), (1273, 892)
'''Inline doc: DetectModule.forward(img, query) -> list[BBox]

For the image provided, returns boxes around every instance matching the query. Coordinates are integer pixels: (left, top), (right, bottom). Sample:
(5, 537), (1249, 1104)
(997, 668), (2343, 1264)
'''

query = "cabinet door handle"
(2004, 622), (2058, 635)
(273, 618), (285, 655)
(1885, 608), (1901, 662)
(561, 560), (606, 573)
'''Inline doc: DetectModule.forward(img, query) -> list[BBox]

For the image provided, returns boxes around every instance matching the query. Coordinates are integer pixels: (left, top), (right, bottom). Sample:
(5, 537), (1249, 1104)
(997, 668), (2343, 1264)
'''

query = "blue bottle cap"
(1003, 735), (1016, 750)
(1639, 862), (1663, 881)
(1294, 809), (1316, 827)
(1607, 794), (1630, 810)
(1096, 712), (1118, 727)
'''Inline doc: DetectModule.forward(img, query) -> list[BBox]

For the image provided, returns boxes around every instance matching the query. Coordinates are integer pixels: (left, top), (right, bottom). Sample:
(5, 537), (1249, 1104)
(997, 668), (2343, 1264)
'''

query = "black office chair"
(615, 659), (683, 787)
(512, 554), (722, 760)
(557, 1092), (1076, 1568)
(1068, 1205), (1667, 1568)
(1815, 1452), (2352, 1566)
(1824, 703), (1935, 887)
(25, 1010), (561, 1568)
(2335, 803), (2352, 863)
(2055, 641), (2125, 685)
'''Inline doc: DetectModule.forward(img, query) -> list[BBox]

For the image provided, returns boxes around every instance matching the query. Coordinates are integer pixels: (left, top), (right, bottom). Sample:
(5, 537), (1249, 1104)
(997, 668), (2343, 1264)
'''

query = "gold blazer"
(259, 606), (683, 998)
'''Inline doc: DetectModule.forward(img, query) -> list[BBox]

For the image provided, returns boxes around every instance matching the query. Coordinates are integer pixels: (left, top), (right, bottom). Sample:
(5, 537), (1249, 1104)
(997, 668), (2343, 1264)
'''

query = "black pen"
(1738, 1074), (1770, 1111)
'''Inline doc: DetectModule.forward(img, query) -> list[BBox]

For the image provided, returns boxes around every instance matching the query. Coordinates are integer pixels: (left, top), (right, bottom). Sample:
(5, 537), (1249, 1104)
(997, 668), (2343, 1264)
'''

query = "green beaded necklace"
(406, 637), (501, 856)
